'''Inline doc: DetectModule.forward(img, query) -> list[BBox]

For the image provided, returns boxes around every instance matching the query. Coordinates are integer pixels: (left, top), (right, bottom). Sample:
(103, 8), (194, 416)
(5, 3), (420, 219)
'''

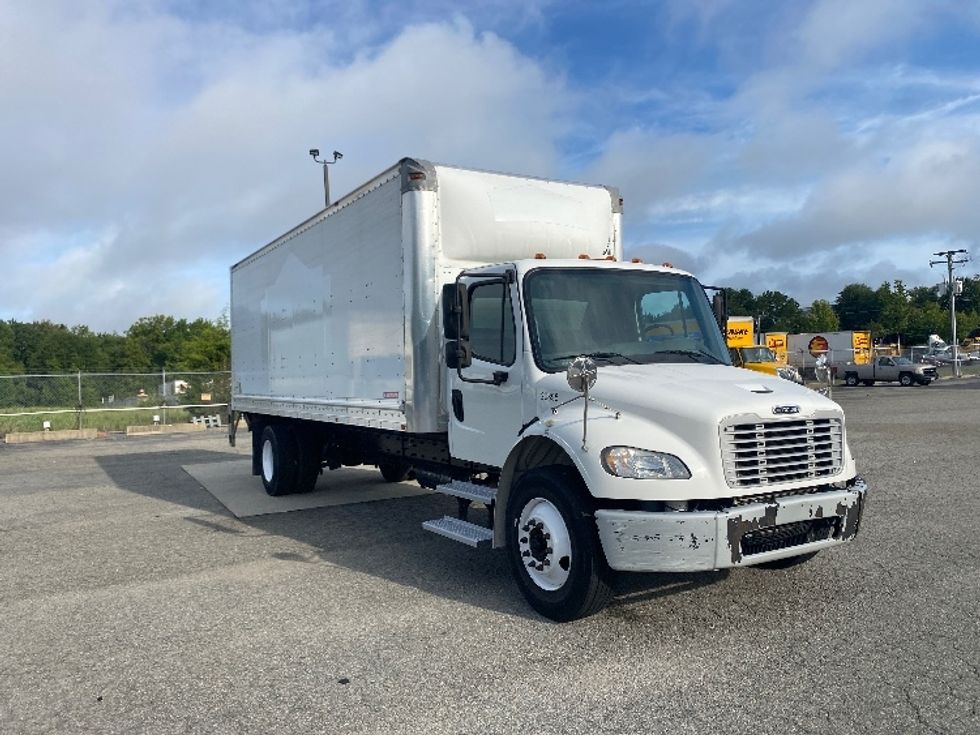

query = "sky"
(2, 0), (979, 332)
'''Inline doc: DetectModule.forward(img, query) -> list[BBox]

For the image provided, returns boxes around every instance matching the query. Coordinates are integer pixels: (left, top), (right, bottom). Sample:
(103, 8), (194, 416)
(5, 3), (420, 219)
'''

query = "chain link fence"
(0, 371), (230, 435)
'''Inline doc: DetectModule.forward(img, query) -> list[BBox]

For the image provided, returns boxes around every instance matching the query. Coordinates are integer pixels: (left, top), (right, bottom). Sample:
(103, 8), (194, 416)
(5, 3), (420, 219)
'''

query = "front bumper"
(594, 478), (867, 572)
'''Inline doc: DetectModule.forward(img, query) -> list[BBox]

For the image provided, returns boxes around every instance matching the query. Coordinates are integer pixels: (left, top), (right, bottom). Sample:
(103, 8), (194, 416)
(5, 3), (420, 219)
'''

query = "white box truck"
(230, 158), (867, 621)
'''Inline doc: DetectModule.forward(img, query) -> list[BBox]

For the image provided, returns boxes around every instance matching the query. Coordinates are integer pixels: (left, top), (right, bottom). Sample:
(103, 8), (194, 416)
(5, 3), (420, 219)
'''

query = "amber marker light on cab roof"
(662, 262), (674, 268)
(578, 253), (591, 259)
(631, 257), (643, 263)
(533, 252), (547, 259)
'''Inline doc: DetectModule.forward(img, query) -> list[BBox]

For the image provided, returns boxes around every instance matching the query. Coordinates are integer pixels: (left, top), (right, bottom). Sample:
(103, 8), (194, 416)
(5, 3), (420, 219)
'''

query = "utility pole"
(929, 249), (970, 377)
(309, 149), (343, 208)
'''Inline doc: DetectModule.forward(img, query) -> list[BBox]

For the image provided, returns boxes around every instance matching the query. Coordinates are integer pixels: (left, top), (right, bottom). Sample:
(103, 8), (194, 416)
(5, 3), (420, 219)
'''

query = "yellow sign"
(765, 332), (788, 364)
(852, 331), (872, 364)
(726, 316), (754, 348)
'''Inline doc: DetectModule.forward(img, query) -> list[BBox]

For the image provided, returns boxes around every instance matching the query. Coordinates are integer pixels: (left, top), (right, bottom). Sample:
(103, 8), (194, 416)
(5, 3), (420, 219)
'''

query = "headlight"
(601, 446), (691, 479)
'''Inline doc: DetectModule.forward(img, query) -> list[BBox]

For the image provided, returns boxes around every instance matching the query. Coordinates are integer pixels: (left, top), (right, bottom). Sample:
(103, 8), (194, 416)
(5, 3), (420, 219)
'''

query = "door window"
(469, 282), (515, 366)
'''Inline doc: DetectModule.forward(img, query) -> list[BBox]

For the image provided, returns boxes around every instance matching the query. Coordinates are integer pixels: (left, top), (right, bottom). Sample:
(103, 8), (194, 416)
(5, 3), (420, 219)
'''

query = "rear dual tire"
(260, 424), (320, 496)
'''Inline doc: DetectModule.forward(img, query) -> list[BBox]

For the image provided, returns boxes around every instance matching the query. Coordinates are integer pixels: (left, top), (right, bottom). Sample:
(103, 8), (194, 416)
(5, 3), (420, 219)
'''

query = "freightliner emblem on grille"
(772, 405), (801, 415)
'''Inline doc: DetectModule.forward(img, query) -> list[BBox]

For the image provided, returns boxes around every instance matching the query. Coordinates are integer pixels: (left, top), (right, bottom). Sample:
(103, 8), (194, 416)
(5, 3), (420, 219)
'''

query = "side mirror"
(711, 292), (727, 332)
(566, 356), (598, 393)
(446, 340), (472, 370)
(442, 282), (470, 341)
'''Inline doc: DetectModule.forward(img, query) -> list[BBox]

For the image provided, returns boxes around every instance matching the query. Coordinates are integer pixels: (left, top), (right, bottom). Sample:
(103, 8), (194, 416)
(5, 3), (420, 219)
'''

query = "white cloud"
(0, 3), (571, 331)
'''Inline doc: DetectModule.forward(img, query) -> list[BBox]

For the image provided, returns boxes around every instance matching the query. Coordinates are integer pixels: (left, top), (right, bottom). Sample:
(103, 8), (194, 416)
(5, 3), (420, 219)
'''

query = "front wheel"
(506, 468), (614, 621)
(899, 373), (913, 387)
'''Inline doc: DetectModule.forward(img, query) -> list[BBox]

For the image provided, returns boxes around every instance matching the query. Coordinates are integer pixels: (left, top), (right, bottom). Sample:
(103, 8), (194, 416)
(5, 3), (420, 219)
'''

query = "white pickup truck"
(229, 158), (867, 620)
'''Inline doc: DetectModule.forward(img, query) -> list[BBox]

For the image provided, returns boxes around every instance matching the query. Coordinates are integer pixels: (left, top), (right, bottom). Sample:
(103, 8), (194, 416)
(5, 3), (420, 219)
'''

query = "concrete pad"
(182, 459), (431, 518)
(127, 423), (207, 436)
(4, 428), (98, 444)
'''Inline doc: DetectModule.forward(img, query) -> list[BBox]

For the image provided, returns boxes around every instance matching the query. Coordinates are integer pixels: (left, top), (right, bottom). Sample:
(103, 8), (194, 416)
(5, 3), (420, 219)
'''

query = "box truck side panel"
(434, 165), (621, 263)
(231, 174), (407, 429)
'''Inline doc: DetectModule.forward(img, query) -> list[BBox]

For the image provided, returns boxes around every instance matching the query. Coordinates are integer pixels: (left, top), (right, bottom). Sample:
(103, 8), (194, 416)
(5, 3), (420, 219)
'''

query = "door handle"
(451, 389), (464, 422)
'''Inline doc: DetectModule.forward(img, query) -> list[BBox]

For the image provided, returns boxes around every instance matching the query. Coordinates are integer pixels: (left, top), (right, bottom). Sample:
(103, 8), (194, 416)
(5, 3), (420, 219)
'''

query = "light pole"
(309, 149), (343, 208)
(929, 248), (970, 377)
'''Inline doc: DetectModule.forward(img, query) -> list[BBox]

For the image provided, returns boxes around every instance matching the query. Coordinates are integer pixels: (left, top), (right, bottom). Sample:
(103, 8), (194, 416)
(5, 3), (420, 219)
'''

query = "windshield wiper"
(549, 351), (640, 365)
(653, 349), (726, 365)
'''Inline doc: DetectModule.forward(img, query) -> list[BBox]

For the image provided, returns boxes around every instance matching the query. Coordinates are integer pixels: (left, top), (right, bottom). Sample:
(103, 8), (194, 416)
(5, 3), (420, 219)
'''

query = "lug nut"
(521, 524), (530, 532)
(527, 561), (536, 568)
(520, 537), (527, 544)
(536, 564), (545, 571)
(522, 550), (530, 557)
(543, 559), (550, 567)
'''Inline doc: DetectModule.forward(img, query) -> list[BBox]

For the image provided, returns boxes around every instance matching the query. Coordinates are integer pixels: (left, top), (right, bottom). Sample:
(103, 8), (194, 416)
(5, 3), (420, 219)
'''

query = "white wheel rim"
(517, 498), (572, 591)
(262, 438), (275, 482)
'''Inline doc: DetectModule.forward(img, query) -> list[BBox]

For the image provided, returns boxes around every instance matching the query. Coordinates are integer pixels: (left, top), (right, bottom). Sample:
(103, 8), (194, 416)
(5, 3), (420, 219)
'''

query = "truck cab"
(441, 259), (865, 619)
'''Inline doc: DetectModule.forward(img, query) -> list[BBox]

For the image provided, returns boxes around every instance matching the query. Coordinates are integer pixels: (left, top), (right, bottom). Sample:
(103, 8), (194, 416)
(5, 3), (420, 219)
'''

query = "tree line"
(0, 315), (230, 375)
(726, 276), (980, 345)
(2, 275), (979, 376)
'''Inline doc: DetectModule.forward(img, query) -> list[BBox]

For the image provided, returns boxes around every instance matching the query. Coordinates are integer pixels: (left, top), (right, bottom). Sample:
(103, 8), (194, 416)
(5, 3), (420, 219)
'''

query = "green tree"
(724, 288), (755, 318)
(0, 321), (24, 374)
(754, 290), (801, 332)
(874, 281), (912, 337)
(800, 299), (840, 332)
(834, 284), (880, 330)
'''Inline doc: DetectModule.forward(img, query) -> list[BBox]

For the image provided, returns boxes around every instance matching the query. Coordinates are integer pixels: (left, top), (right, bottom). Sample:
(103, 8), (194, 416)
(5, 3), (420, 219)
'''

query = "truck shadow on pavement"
(96, 448), (733, 623)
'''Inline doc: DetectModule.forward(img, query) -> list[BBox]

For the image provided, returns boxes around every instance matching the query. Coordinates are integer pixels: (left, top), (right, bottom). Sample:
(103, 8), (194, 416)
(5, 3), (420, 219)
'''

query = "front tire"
(506, 468), (614, 621)
(899, 373), (913, 387)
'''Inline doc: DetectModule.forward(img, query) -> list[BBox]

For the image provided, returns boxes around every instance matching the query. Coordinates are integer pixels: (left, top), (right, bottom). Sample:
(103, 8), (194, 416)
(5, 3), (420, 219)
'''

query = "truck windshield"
(523, 268), (731, 372)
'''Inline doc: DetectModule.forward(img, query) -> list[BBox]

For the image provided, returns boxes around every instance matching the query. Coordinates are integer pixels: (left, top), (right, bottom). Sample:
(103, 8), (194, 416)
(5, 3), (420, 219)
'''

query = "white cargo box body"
(231, 158), (622, 433)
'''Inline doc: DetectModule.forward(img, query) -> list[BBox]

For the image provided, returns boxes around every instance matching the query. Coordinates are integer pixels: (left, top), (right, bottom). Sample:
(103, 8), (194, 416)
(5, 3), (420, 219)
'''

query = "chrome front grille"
(721, 418), (844, 488)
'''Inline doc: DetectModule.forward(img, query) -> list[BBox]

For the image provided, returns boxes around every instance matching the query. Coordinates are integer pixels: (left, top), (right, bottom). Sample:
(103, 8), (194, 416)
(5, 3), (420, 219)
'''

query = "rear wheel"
(260, 424), (299, 496)
(292, 427), (322, 494)
(899, 373), (913, 387)
(506, 468), (614, 621)
(844, 373), (859, 387)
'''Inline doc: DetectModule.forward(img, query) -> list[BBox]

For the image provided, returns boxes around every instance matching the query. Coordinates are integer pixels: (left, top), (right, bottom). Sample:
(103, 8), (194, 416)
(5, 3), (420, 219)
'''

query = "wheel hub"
(517, 498), (572, 591)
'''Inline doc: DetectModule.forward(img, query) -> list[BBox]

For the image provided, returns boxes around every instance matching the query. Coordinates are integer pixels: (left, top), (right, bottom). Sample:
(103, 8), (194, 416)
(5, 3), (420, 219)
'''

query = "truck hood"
(538, 363), (839, 427)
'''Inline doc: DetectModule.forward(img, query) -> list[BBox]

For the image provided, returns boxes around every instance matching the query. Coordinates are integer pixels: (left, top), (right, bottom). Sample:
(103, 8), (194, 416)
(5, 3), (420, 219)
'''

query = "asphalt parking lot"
(1, 378), (978, 734)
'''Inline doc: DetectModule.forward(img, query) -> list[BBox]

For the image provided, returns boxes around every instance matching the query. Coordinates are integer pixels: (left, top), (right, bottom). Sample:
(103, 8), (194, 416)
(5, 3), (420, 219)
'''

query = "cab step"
(422, 516), (494, 548)
(434, 480), (497, 505)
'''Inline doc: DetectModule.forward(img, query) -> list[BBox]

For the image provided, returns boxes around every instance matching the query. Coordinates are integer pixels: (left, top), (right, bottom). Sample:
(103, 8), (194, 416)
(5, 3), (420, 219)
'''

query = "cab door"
(448, 273), (525, 468)
(877, 356), (897, 380)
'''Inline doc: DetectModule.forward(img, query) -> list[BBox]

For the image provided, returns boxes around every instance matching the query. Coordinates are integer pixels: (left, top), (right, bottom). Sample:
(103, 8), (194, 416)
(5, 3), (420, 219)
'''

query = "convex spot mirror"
(566, 356), (598, 393)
